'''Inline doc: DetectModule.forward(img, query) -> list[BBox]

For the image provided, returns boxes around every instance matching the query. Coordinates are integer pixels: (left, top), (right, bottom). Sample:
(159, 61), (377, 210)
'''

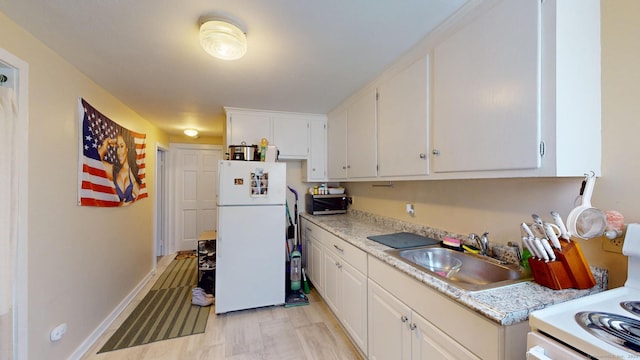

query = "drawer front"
(324, 233), (367, 274)
(303, 220), (325, 243)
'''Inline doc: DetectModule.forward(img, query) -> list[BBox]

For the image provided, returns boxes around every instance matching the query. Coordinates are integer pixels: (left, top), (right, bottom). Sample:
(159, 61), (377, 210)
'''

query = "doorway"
(169, 144), (223, 253)
(1, 48), (29, 360)
(154, 144), (169, 260)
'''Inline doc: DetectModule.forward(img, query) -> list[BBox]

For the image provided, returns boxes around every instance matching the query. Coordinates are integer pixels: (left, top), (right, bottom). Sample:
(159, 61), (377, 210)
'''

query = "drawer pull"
(333, 244), (344, 252)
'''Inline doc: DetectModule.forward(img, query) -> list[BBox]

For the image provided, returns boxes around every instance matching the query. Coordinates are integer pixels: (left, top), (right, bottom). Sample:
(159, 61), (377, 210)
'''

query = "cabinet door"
(303, 220), (325, 295)
(227, 112), (271, 146)
(432, 0), (541, 173)
(412, 312), (480, 360)
(307, 118), (327, 181)
(308, 237), (324, 295)
(378, 56), (429, 177)
(327, 109), (348, 180)
(346, 89), (378, 178)
(322, 249), (341, 314)
(368, 280), (412, 360)
(272, 116), (309, 159)
(340, 261), (368, 354)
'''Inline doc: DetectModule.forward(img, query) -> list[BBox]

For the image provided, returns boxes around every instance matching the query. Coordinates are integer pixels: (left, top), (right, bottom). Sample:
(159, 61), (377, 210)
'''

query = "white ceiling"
(0, 0), (467, 137)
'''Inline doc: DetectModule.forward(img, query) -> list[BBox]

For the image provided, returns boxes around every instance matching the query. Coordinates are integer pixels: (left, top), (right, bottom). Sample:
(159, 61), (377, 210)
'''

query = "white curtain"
(0, 85), (17, 360)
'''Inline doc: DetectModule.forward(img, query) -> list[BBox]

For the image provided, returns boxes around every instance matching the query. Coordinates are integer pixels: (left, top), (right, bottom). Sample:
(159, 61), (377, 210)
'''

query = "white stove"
(527, 224), (640, 359)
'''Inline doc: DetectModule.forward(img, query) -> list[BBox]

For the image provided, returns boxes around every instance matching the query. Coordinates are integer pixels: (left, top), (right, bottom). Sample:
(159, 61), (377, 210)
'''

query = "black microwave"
(305, 193), (350, 215)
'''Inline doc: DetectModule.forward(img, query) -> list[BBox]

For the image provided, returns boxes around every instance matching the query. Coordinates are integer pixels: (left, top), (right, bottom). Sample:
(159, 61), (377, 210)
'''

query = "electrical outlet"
(602, 236), (624, 254)
(405, 203), (415, 216)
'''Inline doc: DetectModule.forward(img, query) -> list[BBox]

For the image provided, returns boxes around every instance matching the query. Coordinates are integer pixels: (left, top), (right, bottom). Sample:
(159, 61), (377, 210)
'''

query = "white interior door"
(0, 48), (29, 360)
(154, 145), (168, 257)
(171, 144), (222, 252)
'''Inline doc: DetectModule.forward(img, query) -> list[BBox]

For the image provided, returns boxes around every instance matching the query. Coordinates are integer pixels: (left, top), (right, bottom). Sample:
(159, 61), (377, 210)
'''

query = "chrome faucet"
(469, 232), (489, 256)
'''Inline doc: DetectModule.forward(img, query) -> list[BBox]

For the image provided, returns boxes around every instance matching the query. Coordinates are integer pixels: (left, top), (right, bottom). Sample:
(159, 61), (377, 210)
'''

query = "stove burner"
(622, 301), (640, 317)
(576, 311), (640, 354)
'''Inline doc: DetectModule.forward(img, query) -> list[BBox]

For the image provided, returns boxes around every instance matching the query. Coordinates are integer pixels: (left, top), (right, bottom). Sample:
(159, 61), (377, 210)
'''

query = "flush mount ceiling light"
(199, 17), (247, 61)
(184, 128), (199, 137)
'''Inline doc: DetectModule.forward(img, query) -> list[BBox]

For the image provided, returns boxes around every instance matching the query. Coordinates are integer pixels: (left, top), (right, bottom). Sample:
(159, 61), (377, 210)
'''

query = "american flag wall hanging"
(78, 98), (148, 207)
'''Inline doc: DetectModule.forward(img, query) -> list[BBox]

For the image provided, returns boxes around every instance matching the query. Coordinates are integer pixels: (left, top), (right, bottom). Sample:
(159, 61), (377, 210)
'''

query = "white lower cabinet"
(322, 234), (368, 354)
(303, 220), (530, 359)
(302, 220), (368, 355)
(368, 280), (479, 360)
(301, 219), (324, 295)
(307, 234), (324, 295)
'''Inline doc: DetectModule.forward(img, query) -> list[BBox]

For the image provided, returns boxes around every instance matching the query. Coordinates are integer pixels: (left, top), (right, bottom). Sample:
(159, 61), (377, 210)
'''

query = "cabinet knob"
(409, 323), (417, 331)
(400, 315), (408, 323)
(432, 149), (440, 156)
(342, 166), (347, 170)
(347, 165), (351, 169)
(419, 153), (426, 159)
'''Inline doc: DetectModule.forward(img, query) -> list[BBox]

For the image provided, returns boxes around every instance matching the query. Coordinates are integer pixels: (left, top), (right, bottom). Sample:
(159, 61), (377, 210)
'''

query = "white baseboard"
(68, 268), (156, 360)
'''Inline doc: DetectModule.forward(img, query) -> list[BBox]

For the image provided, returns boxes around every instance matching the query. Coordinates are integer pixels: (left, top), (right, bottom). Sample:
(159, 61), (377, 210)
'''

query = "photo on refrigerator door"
(250, 169), (268, 196)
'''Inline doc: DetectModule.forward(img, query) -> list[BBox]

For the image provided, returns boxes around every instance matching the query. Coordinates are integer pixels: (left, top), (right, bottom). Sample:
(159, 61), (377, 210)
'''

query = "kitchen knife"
(544, 222), (562, 250)
(533, 238), (549, 262)
(525, 236), (544, 259)
(522, 236), (538, 259)
(539, 237), (557, 261)
(550, 210), (571, 241)
(531, 214), (547, 239)
(521, 222), (535, 239)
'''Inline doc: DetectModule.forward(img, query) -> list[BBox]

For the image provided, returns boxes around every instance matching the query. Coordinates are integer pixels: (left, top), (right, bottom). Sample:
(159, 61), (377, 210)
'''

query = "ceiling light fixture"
(199, 17), (247, 61)
(184, 128), (199, 137)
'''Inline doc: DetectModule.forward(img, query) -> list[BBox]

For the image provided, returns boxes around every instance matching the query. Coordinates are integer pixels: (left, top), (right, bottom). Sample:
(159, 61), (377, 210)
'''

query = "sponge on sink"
(441, 237), (462, 251)
(462, 244), (481, 254)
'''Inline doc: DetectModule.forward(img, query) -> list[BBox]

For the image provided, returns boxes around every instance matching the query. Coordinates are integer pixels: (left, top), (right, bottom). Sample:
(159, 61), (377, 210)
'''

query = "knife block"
(528, 257), (573, 290)
(528, 240), (596, 290)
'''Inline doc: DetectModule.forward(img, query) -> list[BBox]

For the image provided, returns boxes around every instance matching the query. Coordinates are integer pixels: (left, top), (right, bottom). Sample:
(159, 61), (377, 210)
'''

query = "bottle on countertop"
(260, 138), (268, 162)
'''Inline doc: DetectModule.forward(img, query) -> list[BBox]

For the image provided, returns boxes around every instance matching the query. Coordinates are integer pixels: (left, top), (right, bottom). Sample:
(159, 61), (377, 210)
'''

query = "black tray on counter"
(367, 232), (440, 249)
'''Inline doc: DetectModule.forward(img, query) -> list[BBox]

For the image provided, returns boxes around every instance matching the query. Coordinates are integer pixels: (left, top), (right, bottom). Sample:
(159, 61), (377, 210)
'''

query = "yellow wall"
(346, 0), (639, 289)
(0, 1), (637, 358)
(0, 12), (170, 359)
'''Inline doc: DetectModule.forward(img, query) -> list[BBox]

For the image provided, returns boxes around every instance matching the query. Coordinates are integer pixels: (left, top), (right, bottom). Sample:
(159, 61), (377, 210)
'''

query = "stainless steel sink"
(385, 246), (532, 291)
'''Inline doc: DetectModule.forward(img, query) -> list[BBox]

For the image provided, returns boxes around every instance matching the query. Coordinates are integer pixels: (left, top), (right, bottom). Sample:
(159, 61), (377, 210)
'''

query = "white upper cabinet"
(327, 109), (348, 180)
(432, 0), (541, 174)
(324, 0), (600, 181)
(346, 89), (378, 179)
(226, 110), (271, 147)
(304, 118), (327, 181)
(327, 89), (377, 180)
(225, 107), (326, 162)
(540, 0), (601, 177)
(272, 116), (309, 159)
(429, 0), (600, 178)
(378, 55), (430, 177)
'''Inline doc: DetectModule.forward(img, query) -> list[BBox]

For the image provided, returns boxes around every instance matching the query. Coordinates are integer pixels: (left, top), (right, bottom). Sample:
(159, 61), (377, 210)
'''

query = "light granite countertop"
(300, 210), (609, 326)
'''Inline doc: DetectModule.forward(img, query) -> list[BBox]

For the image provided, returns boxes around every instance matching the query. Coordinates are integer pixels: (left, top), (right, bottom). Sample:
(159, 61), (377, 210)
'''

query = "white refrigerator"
(215, 160), (286, 313)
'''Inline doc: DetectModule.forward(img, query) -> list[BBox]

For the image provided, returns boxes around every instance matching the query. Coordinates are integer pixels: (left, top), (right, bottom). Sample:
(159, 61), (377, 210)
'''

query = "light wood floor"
(81, 255), (363, 360)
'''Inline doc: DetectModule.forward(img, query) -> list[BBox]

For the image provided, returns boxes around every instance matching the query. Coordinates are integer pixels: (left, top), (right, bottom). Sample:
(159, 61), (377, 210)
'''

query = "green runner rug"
(98, 257), (210, 353)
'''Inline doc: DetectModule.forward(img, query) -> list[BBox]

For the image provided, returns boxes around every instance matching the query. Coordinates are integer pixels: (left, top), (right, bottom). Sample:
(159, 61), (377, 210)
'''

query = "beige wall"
(0, 0), (636, 358)
(0, 12), (169, 359)
(346, 0), (639, 289)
